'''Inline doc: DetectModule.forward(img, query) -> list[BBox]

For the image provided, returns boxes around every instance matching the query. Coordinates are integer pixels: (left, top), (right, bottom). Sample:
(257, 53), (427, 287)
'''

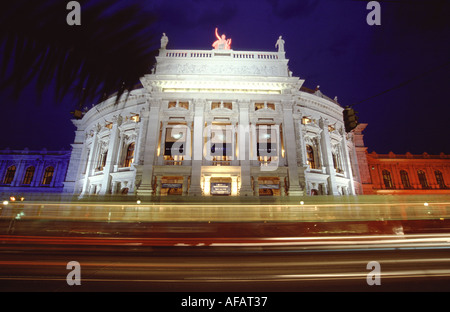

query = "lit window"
(382, 170), (394, 189)
(306, 145), (316, 169)
(124, 143), (135, 167)
(131, 114), (140, 122)
(417, 170), (429, 189)
(257, 125), (278, 163)
(400, 170), (411, 189)
(179, 102), (189, 110)
(164, 155), (184, 166)
(42, 167), (54, 185)
(3, 165), (16, 184)
(96, 149), (108, 171)
(210, 123), (232, 165)
(302, 117), (312, 125)
(211, 101), (232, 110)
(255, 103), (265, 111)
(435, 170), (446, 189)
(168, 101), (177, 109)
(22, 166), (35, 185)
(332, 152), (343, 174)
(267, 103), (275, 110)
(164, 125), (187, 164)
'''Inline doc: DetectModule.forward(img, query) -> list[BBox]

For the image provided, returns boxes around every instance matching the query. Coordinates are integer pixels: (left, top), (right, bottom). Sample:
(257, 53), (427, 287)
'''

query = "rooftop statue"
(212, 27), (231, 50)
(275, 35), (285, 53)
(160, 33), (168, 49)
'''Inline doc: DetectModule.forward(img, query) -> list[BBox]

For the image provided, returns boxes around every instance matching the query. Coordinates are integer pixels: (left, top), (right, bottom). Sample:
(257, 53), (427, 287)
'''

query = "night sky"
(1, 0), (449, 155)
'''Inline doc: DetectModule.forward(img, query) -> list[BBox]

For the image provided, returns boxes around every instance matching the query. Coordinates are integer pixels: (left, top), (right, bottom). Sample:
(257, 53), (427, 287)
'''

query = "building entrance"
(210, 177), (232, 196)
(258, 177), (281, 196)
(160, 176), (183, 196)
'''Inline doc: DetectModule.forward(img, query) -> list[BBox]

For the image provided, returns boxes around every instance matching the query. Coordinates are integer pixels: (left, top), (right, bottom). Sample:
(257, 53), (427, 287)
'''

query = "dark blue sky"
(1, 0), (449, 154)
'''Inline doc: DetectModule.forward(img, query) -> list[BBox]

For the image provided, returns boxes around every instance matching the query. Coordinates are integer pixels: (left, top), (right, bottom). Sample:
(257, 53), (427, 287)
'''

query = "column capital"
(281, 100), (295, 110)
(237, 100), (250, 109)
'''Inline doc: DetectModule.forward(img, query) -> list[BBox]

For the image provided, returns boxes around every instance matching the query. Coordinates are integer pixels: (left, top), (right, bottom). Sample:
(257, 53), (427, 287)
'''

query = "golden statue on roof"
(212, 27), (231, 50)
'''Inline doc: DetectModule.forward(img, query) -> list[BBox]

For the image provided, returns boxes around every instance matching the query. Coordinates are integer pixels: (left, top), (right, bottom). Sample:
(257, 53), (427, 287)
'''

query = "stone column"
(188, 100), (205, 196)
(253, 178), (259, 196)
(99, 116), (121, 195)
(81, 124), (101, 195)
(114, 133), (124, 169)
(50, 161), (60, 187)
(282, 101), (302, 196)
(339, 129), (356, 195)
(136, 100), (161, 196)
(319, 118), (339, 195)
(280, 179), (286, 196)
(135, 107), (148, 166)
(182, 176), (189, 195)
(157, 121), (167, 165)
(231, 175), (238, 196)
(11, 160), (26, 186)
(203, 175), (211, 195)
(32, 160), (44, 187)
(155, 175), (162, 196)
(238, 100), (253, 196)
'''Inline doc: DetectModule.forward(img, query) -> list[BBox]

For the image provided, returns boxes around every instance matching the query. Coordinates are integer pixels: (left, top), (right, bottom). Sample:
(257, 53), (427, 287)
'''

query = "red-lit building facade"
(353, 124), (450, 195)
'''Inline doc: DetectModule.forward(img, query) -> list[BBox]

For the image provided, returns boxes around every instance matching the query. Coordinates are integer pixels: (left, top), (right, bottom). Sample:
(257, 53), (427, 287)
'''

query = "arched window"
(435, 170), (446, 189)
(22, 166), (35, 185)
(124, 142), (135, 167)
(3, 165), (16, 184)
(417, 170), (429, 189)
(96, 149), (108, 171)
(400, 170), (411, 189)
(306, 145), (316, 169)
(332, 151), (343, 174)
(42, 166), (54, 185)
(382, 169), (394, 189)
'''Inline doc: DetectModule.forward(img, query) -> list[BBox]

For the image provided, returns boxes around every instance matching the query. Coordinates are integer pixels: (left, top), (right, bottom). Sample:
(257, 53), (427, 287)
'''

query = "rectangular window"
(164, 125), (187, 157)
(257, 125), (278, 160)
(210, 124), (233, 165)
(179, 102), (189, 110)
(255, 103), (265, 111)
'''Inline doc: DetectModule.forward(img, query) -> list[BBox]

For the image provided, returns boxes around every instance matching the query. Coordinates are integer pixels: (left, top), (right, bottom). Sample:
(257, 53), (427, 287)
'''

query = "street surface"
(0, 194), (449, 295)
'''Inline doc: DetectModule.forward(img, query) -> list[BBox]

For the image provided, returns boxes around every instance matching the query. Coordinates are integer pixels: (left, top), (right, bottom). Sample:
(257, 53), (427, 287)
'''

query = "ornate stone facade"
(63, 35), (357, 197)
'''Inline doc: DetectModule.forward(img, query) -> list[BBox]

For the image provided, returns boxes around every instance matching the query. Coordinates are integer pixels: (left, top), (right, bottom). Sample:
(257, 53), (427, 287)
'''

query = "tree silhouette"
(0, 0), (159, 111)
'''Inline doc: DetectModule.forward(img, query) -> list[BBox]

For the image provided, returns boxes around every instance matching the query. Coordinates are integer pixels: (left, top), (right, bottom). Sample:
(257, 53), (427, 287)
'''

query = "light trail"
(1, 199), (449, 222)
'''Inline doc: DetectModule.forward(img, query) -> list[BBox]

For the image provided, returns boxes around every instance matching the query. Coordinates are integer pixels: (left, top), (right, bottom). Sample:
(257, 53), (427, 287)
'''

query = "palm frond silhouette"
(0, 0), (158, 109)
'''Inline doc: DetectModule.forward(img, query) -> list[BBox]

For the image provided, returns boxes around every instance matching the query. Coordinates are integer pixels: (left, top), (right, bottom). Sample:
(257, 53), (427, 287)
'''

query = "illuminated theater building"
(63, 32), (360, 197)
